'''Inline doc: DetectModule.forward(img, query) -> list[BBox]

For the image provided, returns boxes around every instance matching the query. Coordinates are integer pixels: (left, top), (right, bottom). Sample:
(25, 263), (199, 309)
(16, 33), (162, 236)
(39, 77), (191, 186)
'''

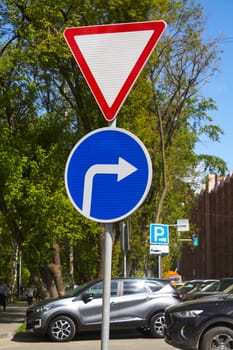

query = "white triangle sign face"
(64, 21), (166, 122)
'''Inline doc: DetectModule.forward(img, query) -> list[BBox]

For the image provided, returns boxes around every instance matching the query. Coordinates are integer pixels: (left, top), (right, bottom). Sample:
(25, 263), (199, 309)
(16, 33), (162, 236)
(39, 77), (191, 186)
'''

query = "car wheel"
(201, 326), (233, 350)
(48, 315), (76, 342)
(149, 312), (165, 338)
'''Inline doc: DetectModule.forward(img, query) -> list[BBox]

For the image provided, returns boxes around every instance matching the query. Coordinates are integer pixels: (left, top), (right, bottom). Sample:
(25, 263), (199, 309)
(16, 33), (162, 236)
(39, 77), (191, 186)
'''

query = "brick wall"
(180, 174), (233, 280)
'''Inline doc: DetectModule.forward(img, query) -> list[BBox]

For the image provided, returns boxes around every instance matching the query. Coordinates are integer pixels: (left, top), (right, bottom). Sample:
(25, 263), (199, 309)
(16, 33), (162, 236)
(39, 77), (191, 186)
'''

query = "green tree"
(117, 0), (227, 275)
(0, 0), (227, 294)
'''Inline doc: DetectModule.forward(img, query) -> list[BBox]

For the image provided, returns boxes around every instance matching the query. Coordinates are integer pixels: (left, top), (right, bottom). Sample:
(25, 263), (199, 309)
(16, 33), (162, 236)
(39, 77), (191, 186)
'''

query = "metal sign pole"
(123, 252), (127, 278)
(101, 223), (113, 350)
(158, 255), (161, 278)
(101, 118), (117, 350)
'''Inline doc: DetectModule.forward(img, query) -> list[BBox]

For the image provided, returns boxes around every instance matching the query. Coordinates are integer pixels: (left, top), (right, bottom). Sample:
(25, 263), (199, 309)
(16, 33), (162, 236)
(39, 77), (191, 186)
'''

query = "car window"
(201, 281), (219, 292)
(111, 281), (118, 296)
(223, 283), (233, 293)
(86, 281), (118, 298)
(88, 282), (103, 298)
(122, 281), (146, 295)
(217, 279), (233, 291)
(179, 282), (195, 293)
(145, 281), (163, 292)
(65, 280), (100, 297)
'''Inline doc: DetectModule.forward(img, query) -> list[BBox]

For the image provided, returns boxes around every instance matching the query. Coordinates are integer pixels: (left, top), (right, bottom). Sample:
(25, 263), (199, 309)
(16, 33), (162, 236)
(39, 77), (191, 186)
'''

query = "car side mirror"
(82, 293), (93, 304)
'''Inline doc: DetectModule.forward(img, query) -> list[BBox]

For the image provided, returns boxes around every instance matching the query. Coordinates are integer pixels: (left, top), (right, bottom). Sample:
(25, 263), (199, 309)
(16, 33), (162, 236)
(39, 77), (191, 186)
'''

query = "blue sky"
(195, 0), (233, 173)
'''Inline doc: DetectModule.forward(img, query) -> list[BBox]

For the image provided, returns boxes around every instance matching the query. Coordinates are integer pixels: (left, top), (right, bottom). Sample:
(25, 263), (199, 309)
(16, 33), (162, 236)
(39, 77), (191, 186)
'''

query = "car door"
(110, 280), (149, 326)
(78, 280), (119, 328)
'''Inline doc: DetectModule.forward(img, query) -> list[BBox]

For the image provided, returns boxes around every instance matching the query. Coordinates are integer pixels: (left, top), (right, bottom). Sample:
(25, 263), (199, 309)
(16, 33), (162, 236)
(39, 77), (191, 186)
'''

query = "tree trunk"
(154, 103), (168, 223)
(69, 240), (74, 287)
(8, 242), (19, 301)
(40, 266), (57, 299)
(33, 273), (48, 300)
(48, 239), (65, 296)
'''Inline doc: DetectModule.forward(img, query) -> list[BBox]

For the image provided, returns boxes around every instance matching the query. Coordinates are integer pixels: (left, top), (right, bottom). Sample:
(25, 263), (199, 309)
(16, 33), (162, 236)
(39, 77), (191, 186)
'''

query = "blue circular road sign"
(65, 127), (152, 223)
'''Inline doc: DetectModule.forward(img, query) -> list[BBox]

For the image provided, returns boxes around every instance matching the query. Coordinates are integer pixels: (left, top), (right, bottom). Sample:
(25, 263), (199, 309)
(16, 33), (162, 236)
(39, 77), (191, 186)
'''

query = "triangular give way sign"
(64, 21), (166, 122)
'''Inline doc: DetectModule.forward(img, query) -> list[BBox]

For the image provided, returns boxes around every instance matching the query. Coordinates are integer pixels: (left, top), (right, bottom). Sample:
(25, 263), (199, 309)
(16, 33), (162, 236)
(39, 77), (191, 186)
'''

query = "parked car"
(182, 277), (233, 301)
(26, 277), (181, 342)
(164, 293), (233, 350)
(177, 279), (217, 299)
(182, 280), (219, 301)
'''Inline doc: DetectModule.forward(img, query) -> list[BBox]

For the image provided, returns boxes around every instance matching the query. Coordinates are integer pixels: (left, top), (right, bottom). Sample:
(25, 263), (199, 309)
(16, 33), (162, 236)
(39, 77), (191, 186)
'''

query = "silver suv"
(26, 278), (181, 342)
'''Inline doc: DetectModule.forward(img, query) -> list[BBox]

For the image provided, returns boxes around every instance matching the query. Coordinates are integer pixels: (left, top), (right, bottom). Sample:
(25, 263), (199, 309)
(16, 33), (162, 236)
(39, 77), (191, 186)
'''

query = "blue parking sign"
(150, 224), (169, 245)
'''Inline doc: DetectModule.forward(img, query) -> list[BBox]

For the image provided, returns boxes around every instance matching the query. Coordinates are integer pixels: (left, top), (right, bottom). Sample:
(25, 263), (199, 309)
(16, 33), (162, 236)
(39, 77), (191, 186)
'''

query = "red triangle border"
(64, 21), (166, 122)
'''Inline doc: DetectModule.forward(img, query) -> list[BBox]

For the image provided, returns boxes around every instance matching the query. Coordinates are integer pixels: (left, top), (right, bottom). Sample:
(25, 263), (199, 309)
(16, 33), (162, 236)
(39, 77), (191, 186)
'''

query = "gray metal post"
(158, 255), (162, 278)
(123, 252), (127, 277)
(101, 223), (113, 350)
(100, 115), (116, 350)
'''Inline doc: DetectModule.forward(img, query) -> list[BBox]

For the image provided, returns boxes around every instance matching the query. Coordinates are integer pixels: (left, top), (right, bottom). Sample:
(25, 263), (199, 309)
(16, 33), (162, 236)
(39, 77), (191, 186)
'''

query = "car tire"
(149, 312), (165, 338)
(201, 326), (233, 349)
(48, 315), (76, 342)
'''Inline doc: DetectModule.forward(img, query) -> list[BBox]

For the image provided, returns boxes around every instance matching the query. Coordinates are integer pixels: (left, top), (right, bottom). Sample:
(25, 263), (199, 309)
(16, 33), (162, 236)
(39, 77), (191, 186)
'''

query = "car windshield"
(64, 280), (100, 297)
(201, 281), (219, 292)
(179, 282), (196, 292)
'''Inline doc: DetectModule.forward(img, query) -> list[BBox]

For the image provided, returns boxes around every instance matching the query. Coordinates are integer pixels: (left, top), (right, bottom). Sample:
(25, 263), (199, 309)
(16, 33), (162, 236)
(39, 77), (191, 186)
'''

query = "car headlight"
(35, 304), (54, 313)
(173, 310), (203, 318)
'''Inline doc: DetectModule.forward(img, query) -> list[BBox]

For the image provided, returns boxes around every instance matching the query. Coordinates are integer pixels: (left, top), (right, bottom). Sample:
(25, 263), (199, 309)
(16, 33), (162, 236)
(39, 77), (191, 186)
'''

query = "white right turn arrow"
(82, 157), (138, 216)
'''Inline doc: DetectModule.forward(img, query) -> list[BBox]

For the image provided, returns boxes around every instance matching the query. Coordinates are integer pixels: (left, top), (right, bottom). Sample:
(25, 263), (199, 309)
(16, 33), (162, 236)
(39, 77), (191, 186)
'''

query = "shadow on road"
(12, 329), (151, 343)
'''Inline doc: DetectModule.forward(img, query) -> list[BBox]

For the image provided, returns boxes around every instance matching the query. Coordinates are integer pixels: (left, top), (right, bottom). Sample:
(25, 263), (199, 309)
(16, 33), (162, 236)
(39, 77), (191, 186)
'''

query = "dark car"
(164, 294), (233, 350)
(26, 277), (181, 342)
(182, 280), (219, 301)
(177, 279), (217, 299)
(182, 277), (233, 301)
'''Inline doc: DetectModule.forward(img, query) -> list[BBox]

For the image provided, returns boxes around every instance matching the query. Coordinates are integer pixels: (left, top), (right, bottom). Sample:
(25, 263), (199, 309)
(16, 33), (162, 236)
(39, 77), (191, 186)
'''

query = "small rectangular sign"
(177, 219), (189, 232)
(150, 244), (169, 255)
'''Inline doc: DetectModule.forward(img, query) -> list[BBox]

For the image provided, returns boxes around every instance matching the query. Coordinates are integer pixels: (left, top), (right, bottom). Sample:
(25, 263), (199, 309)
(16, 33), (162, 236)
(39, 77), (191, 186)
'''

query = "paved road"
(0, 331), (176, 350)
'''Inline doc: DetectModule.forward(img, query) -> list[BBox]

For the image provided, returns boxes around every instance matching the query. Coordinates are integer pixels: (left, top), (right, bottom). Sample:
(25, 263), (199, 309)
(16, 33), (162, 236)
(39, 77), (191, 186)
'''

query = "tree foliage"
(0, 0), (227, 296)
